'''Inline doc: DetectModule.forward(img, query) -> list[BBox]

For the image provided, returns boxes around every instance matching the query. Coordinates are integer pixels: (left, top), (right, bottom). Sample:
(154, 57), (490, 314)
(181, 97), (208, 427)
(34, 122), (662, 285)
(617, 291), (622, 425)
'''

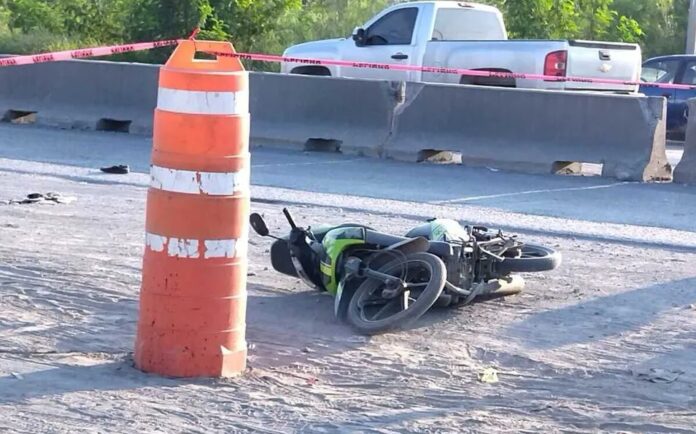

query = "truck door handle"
(391, 53), (408, 60)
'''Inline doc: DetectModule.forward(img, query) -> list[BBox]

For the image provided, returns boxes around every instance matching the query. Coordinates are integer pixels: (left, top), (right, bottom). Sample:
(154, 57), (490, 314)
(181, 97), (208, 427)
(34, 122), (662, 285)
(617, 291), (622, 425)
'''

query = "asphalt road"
(0, 124), (693, 233)
(1, 125), (695, 433)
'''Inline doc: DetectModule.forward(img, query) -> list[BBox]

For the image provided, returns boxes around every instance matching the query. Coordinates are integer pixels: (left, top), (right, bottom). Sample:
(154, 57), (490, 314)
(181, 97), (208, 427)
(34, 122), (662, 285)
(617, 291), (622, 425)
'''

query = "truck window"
(641, 59), (680, 84)
(432, 9), (505, 41)
(366, 7), (418, 46)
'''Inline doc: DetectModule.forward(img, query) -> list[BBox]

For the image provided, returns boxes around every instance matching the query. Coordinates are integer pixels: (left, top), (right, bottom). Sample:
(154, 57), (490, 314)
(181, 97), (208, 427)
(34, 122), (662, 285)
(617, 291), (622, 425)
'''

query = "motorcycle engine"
(406, 219), (475, 289)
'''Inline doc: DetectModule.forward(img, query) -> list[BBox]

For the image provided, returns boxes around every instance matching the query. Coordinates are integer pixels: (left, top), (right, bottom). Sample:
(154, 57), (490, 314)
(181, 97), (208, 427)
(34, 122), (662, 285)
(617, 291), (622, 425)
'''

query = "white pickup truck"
(281, 1), (642, 93)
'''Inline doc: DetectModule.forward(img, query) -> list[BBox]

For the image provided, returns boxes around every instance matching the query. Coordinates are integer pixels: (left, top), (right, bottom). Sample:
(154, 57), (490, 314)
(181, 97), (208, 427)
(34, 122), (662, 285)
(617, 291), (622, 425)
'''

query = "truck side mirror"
(353, 28), (367, 47)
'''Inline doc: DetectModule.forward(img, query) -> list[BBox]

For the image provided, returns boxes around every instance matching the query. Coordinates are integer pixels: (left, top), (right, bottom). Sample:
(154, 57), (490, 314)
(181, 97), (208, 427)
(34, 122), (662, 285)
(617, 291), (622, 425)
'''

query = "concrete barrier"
(0, 62), (400, 156)
(0, 60), (158, 134)
(249, 73), (399, 156)
(0, 60), (674, 182)
(388, 82), (672, 182)
(0, 61), (398, 155)
(674, 99), (696, 185)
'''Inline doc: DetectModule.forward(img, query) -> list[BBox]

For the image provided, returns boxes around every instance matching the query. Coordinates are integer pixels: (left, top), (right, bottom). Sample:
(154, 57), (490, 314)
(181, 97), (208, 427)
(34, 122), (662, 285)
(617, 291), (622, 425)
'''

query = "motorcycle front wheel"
(346, 252), (446, 335)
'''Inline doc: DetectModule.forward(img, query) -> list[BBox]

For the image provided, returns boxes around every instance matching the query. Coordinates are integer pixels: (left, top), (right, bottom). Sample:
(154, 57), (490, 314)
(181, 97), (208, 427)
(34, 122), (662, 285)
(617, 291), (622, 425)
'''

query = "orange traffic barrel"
(134, 40), (250, 377)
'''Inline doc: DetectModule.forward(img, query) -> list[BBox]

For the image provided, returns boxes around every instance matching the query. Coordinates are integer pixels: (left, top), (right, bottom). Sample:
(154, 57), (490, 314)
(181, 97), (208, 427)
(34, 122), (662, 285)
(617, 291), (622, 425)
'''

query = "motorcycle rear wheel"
(346, 252), (446, 335)
(496, 244), (561, 275)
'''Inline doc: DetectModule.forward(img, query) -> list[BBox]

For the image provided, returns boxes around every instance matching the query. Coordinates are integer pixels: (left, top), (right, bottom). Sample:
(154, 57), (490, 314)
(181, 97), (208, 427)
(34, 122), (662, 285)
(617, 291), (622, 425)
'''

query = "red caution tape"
(0, 39), (179, 67)
(1, 37), (694, 92)
(209, 50), (696, 92)
(188, 27), (201, 40)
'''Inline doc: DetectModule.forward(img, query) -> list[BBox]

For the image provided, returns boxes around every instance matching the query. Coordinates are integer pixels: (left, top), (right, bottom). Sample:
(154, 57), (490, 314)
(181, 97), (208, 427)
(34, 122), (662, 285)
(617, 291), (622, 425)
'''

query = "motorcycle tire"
(496, 244), (561, 275)
(346, 252), (446, 335)
(434, 293), (455, 308)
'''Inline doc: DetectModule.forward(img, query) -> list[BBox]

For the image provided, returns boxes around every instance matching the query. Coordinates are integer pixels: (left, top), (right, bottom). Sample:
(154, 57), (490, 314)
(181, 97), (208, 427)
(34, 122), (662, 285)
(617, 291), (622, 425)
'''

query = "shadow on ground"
(506, 277), (696, 350)
(0, 356), (179, 404)
(246, 285), (368, 369)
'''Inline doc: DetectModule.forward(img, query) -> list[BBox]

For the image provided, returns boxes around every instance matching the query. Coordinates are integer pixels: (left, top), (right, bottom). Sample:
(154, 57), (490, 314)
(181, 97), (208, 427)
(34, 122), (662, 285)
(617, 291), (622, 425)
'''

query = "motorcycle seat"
(429, 241), (453, 257)
(365, 230), (409, 248)
(364, 230), (452, 257)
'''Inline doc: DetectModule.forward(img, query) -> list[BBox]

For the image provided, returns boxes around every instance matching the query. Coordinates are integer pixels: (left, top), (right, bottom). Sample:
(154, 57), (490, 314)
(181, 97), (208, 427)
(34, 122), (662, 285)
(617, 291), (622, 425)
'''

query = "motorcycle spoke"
(401, 290), (412, 310)
(360, 297), (387, 307)
(371, 299), (400, 320)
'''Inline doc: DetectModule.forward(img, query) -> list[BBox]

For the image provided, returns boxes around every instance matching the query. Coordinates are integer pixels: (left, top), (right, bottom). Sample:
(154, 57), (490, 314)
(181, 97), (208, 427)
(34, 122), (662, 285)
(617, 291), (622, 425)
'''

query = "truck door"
(341, 6), (419, 81)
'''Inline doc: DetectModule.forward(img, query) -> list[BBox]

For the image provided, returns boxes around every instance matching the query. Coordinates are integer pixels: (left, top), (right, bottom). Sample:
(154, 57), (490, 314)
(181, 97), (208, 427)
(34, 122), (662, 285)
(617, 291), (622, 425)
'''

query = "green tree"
(127, 0), (227, 41)
(613, 0), (688, 57)
(504, 0), (554, 39)
(497, 0), (580, 39)
(574, 0), (642, 42)
(0, 0), (689, 64)
(209, 0), (301, 50)
(56, 0), (130, 41)
(6, 0), (64, 34)
(501, 0), (642, 45)
(124, 0), (229, 62)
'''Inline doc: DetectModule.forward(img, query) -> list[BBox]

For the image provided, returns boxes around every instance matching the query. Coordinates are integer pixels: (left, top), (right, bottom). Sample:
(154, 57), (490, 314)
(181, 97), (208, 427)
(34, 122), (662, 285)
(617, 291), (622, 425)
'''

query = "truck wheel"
(460, 68), (516, 88)
(291, 66), (331, 76)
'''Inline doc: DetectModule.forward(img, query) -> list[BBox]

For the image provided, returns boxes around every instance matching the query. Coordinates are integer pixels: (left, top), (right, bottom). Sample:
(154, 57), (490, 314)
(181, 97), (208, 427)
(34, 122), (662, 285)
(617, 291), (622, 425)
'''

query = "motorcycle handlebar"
(283, 208), (297, 229)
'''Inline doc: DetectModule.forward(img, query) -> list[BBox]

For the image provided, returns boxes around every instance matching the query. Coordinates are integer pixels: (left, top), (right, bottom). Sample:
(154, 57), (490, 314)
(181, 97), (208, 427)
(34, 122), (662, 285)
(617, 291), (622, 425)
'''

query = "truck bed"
(421, 39), (641, 92)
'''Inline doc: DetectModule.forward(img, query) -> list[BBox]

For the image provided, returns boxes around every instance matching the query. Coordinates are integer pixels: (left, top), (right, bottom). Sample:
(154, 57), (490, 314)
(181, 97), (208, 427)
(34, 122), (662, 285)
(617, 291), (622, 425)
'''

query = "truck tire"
(290, 66), (331, 76)
(460, 68), (516, 88)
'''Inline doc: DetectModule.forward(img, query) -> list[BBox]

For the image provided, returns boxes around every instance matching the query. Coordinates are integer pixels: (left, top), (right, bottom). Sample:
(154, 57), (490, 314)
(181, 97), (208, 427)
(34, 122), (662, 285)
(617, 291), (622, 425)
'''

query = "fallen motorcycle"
(250, 209), (561, 335)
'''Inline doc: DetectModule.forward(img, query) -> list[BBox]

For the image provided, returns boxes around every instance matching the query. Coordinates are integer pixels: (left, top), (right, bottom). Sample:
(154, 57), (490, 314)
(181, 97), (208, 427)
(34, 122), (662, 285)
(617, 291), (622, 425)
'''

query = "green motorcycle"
(250, 208), (561, 335)
(250, 209), (448, 335)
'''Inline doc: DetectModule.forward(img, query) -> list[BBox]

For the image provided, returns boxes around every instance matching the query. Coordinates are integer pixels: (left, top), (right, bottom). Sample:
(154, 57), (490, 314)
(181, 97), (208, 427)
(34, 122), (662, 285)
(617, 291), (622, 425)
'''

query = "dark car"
(640, 55), (696, 140)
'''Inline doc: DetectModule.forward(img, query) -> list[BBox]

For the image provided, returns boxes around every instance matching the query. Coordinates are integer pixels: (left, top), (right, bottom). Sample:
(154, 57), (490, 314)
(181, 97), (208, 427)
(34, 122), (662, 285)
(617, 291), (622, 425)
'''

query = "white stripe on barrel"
(145, 233), (247, 259)
(157, 87), (249, 115)
(150, 165), (248, 195)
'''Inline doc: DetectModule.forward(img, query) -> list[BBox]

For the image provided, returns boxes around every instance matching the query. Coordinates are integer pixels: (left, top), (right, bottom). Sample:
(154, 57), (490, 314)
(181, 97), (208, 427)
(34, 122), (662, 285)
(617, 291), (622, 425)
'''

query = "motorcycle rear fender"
(388, 236), (429, 254)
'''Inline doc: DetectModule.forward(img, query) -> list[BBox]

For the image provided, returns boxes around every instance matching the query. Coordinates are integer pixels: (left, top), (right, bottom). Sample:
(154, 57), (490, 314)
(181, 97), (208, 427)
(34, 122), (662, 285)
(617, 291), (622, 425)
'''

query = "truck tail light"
(544, 50), (567, 81)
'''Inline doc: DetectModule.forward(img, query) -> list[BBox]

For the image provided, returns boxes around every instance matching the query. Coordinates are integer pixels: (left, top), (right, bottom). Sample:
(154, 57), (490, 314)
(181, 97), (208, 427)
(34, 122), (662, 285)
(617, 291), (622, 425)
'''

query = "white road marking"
(434, 182), (632, 204)
(252, 158), (363, 168)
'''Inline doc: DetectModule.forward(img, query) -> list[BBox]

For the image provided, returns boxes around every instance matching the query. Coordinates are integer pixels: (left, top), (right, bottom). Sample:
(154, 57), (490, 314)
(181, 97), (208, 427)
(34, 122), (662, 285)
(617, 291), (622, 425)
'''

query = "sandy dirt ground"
(1, 159), (696, 433)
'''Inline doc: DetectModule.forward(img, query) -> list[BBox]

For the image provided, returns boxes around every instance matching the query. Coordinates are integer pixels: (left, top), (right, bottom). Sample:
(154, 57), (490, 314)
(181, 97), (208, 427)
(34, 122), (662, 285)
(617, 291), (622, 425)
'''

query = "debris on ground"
(6, 192), (76, 205)
(100, 164), (130, 174)
(633, 368), (684, 384)
(478, 367), (499, 383)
